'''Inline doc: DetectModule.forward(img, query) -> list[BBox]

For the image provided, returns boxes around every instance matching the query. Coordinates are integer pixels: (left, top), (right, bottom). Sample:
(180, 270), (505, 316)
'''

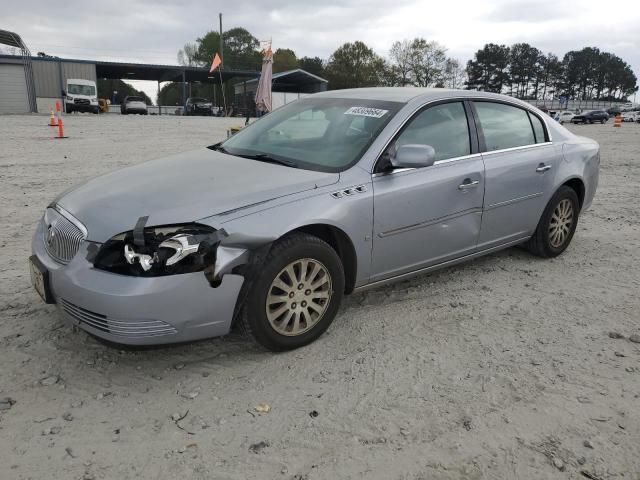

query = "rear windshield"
(221, 97), (404, 172)
(68, 84), (95, 96)
(191, 98), (208, 102)
(127, 97), (144, 102)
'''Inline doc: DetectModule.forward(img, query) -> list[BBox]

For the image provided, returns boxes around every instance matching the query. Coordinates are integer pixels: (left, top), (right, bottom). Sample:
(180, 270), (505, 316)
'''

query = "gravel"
(0, 114), (639, 478)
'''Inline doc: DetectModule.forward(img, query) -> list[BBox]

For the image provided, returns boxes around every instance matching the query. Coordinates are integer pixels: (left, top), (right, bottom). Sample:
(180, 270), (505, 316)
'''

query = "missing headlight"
(94, 223), (227, 277)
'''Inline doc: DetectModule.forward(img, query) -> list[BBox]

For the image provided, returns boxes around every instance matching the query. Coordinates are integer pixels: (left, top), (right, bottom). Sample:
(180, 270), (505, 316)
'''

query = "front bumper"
(32, 221), (244, 345)
(123, 108), (147, 114)
(67, 103), (98, 113)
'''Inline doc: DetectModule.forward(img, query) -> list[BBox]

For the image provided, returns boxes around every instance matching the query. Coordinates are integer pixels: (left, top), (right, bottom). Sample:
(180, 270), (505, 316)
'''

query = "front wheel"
(239, 233), (345, 351)
(526, 186), (580, 258)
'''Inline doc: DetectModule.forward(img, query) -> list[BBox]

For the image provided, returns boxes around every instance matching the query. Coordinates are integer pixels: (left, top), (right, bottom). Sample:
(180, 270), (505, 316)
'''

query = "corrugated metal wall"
(32, 59), (96, 98)
(32, 60), (59, 97)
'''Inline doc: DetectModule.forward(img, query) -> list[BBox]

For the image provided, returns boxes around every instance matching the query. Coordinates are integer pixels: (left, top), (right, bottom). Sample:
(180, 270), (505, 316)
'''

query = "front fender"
(199, 181), (374, 287)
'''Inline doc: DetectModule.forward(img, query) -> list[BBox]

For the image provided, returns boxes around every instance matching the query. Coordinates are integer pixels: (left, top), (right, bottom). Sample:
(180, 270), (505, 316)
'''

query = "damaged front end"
(93, 219), (229, 282)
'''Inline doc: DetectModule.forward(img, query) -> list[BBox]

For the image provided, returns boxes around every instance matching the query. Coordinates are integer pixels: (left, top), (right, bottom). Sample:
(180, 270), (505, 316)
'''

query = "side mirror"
(391, 144), (436, 169)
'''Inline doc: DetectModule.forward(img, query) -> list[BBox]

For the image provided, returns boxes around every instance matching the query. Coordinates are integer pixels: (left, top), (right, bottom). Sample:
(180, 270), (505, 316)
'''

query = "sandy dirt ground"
(0, 113), (639, 480)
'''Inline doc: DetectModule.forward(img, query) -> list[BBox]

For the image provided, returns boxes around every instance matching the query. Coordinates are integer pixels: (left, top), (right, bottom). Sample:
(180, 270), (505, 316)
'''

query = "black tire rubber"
(65, 105), (72, 114)
(526, 186), (580, 258)
(239, 233), (345, 351)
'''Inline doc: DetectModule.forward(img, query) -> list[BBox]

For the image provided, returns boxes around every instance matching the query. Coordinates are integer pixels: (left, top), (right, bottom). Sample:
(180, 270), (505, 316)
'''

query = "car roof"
(313, 87), (536, 108)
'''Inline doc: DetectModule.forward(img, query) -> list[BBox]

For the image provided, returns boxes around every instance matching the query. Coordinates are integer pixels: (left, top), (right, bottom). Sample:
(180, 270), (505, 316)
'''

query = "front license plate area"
(29, 255), (55, 304)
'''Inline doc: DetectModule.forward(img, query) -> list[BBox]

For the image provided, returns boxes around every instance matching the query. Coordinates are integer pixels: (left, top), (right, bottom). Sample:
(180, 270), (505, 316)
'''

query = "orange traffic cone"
(48, 107), (58, 126)
(54, 117), (68, 139)
(613, 115), (622, 128)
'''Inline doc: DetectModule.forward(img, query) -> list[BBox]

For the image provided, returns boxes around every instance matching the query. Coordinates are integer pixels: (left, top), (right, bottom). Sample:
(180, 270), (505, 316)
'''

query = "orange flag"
(209, 53), (222, 73)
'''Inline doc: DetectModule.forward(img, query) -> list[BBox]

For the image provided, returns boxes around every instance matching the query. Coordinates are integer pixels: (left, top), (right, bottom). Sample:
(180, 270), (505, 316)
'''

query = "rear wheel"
(239, 233), (345, 351)
(526, 186), (580, 258)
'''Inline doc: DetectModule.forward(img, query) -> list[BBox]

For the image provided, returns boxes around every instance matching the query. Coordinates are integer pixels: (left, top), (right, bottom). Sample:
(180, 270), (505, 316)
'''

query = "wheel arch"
(287, 223), (358, 294)
(560, 177), (585, 209)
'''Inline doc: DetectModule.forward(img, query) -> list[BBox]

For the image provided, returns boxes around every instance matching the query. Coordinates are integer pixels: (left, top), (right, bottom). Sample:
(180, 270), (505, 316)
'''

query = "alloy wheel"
(549, 199), (574, 248)
(265, 258), (333, 336)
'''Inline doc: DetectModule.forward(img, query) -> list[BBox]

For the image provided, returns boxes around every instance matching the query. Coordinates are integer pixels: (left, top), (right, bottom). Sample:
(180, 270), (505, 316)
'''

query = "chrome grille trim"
(60, 299), (178, 338)
(42, 207), (87, 264)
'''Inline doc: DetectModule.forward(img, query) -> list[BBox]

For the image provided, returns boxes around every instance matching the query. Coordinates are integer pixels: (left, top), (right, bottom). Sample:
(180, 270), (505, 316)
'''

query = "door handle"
(536, 164), (552, 173)
(458, 179), (479, 190)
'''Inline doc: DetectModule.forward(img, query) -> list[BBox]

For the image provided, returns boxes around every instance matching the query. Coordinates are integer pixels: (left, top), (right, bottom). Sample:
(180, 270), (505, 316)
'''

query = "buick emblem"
(46, 225), (56, 246)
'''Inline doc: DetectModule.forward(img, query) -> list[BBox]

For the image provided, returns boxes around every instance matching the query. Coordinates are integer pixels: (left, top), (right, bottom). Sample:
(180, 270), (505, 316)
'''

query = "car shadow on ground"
(42, 244), (543, 369)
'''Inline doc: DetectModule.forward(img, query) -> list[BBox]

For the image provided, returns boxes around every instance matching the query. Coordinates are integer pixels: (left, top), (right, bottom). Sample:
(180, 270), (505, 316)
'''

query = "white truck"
(63, 78), (99, 114)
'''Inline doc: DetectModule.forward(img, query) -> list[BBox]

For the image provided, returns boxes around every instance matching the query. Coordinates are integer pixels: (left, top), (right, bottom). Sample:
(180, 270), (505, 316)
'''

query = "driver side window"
(386, 102), (471, 164)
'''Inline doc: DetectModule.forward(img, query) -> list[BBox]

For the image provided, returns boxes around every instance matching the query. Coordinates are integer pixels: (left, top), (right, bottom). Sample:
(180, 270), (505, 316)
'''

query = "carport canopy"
(95, 60), (260, 83)
(0, 29), (27, 49)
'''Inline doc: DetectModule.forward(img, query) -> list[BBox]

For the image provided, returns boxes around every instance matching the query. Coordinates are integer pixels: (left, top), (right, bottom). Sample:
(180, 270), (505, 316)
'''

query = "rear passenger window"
(528, 113), (547, 143)
(390, 102), (471, 161)
(475, 102), (536, 151)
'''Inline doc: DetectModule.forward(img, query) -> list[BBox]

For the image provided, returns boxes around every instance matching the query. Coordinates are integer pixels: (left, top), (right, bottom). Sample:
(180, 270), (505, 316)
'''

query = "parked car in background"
(185, 97), (214, 116)
(556, 111), (575, 124)
(64, 78), (99, 114)
(571, 110), (609, 124)
(30, 88), (600, 351)
(606, 107), (622, 116)
(120, 96), (148, 115)
(622, 111), (640, 122)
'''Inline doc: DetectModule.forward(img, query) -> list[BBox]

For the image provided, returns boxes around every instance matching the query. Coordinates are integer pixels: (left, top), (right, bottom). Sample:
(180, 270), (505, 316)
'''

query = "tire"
(526, 186), (580, 258)
(239, 233), (345, 351)
(600, 119), (604, 124)
(65, 105), (72, 114)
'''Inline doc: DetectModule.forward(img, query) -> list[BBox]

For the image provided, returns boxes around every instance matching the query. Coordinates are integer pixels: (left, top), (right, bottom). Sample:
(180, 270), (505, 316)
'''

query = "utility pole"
(219, 13), (223, 65)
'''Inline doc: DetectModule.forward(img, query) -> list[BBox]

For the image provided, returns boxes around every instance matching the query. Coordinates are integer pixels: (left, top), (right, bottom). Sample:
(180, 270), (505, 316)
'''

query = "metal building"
(0, 30), (37, 113)
(0, 51), (260, 114)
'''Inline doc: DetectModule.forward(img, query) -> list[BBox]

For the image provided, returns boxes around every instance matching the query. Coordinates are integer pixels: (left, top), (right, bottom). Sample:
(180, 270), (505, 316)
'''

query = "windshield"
(191, 98), (209, 103)
(68, 84), (96, 96)
(220, 97), (403, 172)
(127, 96), (144, 102)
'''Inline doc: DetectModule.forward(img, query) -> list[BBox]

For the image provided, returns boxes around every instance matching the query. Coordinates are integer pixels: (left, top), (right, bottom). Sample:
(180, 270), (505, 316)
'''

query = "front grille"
(42, 207), (86, 264)
(74, 98), (89, 105)
(60, 299), (178, 338)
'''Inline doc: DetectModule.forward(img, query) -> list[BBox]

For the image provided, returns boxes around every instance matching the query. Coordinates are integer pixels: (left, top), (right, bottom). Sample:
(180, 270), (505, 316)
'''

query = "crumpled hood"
(57, 148), (339, 242)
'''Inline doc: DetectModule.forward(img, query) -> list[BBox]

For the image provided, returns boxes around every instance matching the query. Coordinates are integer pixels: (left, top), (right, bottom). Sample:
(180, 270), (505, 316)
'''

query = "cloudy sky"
(4, 0), (639, 101)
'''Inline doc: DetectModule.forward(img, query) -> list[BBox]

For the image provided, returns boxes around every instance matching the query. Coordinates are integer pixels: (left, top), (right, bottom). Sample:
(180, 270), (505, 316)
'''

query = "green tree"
(408, 38), (447, 87)
(443, 58), (466, 89)
(298, 56), (324, 77)
(388, 40), (413, 86)
(466, 44), (511, 93)
(273, 48), (298, 73)
(193, 27), (260, 69)
(324, 41), (385, 90)
(508, 43), (542, 98)
(177, 42), (198, 67)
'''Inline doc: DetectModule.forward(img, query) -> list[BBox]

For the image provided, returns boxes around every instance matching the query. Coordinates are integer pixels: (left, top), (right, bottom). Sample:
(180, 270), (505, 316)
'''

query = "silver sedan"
(30, 88), (599, 350)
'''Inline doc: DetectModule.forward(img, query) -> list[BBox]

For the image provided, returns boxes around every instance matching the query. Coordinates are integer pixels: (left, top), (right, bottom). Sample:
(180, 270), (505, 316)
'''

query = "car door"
(472, 101), (560, 250)
(370, 101), (484, 282)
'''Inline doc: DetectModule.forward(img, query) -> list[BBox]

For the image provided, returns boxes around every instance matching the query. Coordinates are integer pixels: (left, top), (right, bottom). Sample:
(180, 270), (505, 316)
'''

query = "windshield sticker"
(344, 107), (389, 118)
